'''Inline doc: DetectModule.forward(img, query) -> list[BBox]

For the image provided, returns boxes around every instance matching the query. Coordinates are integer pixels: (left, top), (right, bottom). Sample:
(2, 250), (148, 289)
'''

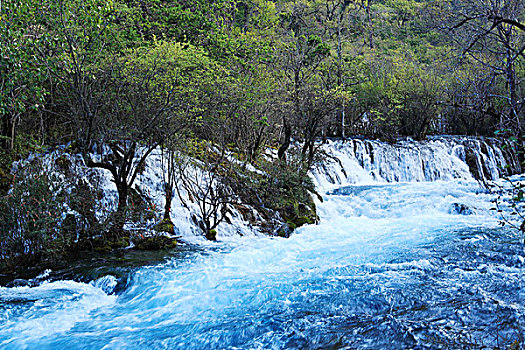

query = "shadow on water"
(0, 243), (213, 293)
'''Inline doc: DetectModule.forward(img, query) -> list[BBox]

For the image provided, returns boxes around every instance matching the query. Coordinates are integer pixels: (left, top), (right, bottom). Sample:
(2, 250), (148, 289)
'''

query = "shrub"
(0, 164), (72, 267)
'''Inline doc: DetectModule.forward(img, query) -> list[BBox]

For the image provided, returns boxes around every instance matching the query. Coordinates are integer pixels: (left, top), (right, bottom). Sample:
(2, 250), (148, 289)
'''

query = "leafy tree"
(0, 0), (46, 151)
(275, 1), (331, 161)
(86, 41), (223, 233)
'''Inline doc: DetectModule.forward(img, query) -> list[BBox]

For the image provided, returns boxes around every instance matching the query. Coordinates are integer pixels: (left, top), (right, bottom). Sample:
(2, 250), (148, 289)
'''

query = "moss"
(279, 196), (318, 234)
(295, 215), (315, 226)
(109, 237), (129, 249)
(89, 235), (129, 252)
(153, 219), (175, 234)
(133, 235), (177, 250)
(94, 245), (112, 253)
(206, 229), (217, 241)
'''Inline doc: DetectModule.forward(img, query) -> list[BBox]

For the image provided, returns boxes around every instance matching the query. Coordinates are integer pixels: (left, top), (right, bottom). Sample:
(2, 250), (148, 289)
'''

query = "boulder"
(152, 218), (175, 235)
(133, 235), (177, 250)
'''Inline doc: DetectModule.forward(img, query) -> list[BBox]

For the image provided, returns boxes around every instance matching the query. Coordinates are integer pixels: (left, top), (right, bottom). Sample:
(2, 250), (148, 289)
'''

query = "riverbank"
(1, 136), (522, 282)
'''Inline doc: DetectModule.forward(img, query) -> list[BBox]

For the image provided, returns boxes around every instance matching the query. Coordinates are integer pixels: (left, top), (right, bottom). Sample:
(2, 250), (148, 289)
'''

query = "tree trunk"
(506, 53), (520, 133)
(112, 182), (128, 235)
(364, 0), (374, 48)
(278, 119), (291, 161)
(1, 115), (15, 151)
(337, 4), (346, 141)
(163, 183), (173, 220)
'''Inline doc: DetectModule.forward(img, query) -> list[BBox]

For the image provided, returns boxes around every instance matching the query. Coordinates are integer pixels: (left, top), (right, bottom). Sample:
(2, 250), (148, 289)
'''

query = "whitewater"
(0, 137), (524, 349)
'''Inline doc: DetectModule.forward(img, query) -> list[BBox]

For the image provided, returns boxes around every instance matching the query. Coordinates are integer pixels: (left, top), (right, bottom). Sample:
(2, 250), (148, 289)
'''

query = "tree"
(174, 140), (238, 241)
(86, 41), (218, 233)
(0, 0), (46, 151)
(447, 0), (525, 135)
(28, 0), (117, 149)
(275, 1), (331, 161)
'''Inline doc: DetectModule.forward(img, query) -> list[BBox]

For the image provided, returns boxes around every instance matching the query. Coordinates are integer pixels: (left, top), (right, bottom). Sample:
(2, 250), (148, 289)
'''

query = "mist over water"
(1, 138), (524, 349)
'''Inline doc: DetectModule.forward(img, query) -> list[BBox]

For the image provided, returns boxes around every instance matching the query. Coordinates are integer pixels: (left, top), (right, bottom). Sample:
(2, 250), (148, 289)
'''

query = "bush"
(225, 153), (318, 233)
(0, 164), (73, 268)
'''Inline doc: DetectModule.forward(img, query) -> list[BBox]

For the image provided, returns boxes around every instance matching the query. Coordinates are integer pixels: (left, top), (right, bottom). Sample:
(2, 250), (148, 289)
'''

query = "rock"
(206, 229), (217, 241)
(109, 237), (130, 249)
(295, 215), (315, 226)
(153, 219), (175, 235)
(90, 235), (129, 252)
(132, 235), (177, 250)
(449, 203), (474, 215)
(276, 223), (293, 238)
(234, 204), (257, 225)
(6, 279), (30, 288)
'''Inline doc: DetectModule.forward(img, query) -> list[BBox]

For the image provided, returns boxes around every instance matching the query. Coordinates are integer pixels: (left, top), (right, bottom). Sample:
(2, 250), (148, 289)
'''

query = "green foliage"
(252, 156), (318, 230)
(121, 40), (225, 110)
(2, 0), (524, 258)
(258, 161), (315, 207)
(0, 0), (47, 149)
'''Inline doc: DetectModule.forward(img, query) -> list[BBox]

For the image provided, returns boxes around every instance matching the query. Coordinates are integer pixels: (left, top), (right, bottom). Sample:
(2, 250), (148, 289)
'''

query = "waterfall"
(311, 136), (521, 189)
(2, 136), (524, 349)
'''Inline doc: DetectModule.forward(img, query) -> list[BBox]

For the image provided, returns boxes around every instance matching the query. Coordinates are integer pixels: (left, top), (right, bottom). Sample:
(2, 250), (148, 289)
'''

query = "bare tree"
(447, 0), (525, 134)
(174, 141), (238, 241)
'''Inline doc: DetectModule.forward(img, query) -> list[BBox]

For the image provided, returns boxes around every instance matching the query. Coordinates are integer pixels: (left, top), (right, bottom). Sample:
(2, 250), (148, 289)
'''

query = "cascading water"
(1, 137), (524, 349)
(311, 136), (520, 186)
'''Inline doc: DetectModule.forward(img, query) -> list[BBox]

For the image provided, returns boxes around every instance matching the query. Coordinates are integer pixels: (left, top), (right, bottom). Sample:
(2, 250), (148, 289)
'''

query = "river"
(1, 137), (524, 349)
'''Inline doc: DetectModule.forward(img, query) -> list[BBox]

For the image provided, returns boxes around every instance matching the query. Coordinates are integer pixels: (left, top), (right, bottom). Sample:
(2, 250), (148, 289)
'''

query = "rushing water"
(1, 139), (525, 349)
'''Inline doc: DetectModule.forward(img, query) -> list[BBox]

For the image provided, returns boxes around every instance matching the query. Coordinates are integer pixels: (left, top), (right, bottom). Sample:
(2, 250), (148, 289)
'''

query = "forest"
(0, 0), (524, 266)
(2, 1), (525, 348)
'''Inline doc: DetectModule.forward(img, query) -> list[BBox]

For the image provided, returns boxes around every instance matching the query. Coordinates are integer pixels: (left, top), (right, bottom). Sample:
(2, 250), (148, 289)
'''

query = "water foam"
(0, 138), (523, 349)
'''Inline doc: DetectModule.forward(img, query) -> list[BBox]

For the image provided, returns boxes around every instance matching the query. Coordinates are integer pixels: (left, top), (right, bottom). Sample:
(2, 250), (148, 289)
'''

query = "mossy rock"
(295, 215), (315, 227)
(108, 237), (130, 249)
(94, 245), (113, 253)
(234, 204), (257, 225)
(205, 229), (217, 241)
(153, 219), (175, 234)
(276, 223), (293, 238)
(133, 235), (177, 250)
(279, 198), (318, 233)
(89, 235), (129, 252)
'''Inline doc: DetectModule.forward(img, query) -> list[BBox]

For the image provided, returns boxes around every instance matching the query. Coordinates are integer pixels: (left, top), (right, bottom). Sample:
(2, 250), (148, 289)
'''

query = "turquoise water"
(1, 180), (524, 349)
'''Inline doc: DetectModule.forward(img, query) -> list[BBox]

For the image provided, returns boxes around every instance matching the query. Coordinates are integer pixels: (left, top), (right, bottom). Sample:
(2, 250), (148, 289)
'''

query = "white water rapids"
(0, 137), (524, 349)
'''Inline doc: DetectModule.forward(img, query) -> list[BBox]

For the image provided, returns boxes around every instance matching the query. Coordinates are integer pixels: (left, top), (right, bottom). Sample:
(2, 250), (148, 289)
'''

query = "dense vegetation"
(0, 0), (524, 268)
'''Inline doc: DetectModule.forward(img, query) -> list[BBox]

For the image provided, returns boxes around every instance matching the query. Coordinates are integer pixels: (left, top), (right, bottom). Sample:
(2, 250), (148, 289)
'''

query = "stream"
(1, 138), (524, 349)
